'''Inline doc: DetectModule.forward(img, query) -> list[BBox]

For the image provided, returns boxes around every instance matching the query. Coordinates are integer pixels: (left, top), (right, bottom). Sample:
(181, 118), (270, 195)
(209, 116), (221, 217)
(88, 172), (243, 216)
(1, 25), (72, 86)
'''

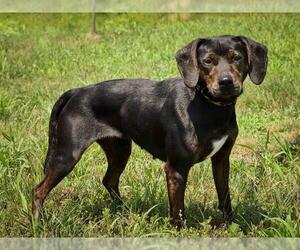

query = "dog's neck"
(195, 83), (237, 107)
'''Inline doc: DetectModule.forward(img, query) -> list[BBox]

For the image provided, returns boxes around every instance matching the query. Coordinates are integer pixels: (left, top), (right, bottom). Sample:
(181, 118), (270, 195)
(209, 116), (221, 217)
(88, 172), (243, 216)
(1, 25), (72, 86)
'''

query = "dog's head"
(176, 35), (268, 101)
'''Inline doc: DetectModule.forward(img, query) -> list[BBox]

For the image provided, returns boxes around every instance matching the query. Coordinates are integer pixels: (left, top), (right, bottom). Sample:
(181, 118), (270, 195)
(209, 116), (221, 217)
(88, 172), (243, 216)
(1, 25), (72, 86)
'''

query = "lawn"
(0, 13), (299, 237)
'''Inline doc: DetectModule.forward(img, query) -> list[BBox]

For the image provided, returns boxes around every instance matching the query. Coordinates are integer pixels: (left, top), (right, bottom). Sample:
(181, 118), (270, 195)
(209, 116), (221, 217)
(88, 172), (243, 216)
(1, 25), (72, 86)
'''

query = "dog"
(32, 35), (268, 228)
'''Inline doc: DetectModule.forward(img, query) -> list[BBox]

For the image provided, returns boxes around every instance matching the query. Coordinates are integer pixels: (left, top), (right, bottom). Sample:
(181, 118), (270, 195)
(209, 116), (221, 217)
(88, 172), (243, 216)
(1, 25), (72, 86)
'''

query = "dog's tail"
(44, 88), (79, 174)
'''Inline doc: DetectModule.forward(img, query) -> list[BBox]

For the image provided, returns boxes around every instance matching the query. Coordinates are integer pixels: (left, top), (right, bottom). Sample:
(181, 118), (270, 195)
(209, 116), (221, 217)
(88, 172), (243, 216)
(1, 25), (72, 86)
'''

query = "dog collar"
(195, 85), (237, 107)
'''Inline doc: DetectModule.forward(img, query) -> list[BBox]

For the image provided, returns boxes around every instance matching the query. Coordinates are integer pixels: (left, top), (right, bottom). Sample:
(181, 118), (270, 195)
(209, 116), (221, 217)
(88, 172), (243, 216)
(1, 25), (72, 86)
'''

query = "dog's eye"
(203, 58), (213, 65)
(233, 55), (242, 62)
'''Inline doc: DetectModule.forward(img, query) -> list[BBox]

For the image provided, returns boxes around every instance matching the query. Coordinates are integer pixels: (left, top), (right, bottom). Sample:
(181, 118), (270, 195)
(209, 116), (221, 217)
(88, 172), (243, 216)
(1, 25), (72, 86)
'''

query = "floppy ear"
(239, 36), (268, 85)
(175, 39), (203, 88)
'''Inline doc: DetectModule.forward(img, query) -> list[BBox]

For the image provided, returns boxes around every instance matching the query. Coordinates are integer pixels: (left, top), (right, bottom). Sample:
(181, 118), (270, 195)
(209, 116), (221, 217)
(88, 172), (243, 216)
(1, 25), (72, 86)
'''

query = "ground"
(0, 13), (299, 237)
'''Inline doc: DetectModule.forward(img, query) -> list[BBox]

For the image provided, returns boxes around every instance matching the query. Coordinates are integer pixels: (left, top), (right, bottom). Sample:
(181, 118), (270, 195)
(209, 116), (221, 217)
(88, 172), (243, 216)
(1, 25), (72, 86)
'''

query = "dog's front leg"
(211, 140), (235, 222)
(164, 162), (190, 229)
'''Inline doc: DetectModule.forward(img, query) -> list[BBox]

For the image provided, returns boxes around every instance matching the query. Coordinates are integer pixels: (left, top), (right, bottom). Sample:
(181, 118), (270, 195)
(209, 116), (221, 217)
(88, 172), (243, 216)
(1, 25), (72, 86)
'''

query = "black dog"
(32, 35), (268, 228)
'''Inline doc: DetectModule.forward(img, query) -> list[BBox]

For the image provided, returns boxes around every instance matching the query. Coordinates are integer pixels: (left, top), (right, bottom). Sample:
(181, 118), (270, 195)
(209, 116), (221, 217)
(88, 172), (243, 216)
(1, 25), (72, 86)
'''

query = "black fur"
(33, 35), (268, 227)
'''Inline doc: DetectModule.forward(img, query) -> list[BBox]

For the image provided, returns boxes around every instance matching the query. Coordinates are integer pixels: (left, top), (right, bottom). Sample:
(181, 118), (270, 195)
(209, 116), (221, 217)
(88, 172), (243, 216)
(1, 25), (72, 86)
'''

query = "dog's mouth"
(208, 86), (243, 101)
(199, 87), (243, 106)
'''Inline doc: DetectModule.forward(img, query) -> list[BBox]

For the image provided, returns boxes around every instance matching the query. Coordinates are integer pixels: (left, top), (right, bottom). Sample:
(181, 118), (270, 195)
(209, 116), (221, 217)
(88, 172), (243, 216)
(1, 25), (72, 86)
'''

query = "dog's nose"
(219, 75), (233, 86)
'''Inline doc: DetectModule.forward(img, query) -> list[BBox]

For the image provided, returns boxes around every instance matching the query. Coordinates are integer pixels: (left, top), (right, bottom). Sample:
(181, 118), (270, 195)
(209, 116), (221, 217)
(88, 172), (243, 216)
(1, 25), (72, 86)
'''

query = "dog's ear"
(239, 36), (268, 85)
(175, 39), (203, 88)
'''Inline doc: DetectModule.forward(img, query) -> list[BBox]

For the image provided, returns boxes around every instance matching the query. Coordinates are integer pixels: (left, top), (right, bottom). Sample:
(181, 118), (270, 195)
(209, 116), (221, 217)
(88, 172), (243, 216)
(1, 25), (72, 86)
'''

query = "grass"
(0, 13), (299, 237)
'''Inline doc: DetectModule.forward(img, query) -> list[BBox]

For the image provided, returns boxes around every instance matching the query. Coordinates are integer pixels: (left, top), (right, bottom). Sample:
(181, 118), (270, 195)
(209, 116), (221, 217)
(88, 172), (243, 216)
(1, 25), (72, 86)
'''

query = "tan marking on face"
(229, 64), (243, 88)
(226, 50), (239, 58)
(200, 67), (220, 89)
(199, 50), (245, 92)
(207, 53), (218, 60)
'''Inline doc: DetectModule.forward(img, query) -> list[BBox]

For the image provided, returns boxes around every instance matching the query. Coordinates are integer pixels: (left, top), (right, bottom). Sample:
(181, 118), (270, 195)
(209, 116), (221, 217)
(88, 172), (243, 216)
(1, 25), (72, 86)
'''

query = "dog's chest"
(194, 134), (229, 162)
(206, 135), (228, 159)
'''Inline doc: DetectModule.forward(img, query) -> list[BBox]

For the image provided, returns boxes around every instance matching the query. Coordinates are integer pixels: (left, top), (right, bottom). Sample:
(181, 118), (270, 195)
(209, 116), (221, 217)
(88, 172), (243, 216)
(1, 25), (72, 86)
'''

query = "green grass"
(0, 13), (299, 237)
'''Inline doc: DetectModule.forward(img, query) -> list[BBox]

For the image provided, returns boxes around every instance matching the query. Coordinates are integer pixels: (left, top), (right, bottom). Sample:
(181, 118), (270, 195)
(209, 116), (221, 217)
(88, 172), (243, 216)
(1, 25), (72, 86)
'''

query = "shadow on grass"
(182, 200), (271, 235)
(76, 192), (268, 234)
(34, 187), (294, 237)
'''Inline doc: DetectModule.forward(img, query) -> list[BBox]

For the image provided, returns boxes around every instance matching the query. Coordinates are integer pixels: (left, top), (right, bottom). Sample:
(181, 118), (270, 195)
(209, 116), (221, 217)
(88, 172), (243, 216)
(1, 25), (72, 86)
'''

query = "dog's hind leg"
(32, 110), (95, 219)
(98, 138), (132, 203)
